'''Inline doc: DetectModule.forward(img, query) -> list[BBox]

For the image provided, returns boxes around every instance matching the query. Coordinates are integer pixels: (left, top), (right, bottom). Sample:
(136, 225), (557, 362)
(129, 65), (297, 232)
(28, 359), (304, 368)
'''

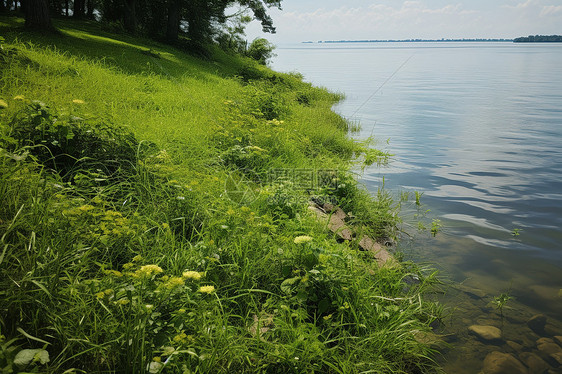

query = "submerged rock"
(554, 336), (562, 346)
(549, 351), (562, 366)
(412, 330), (442, 348)
(469, 325), (502, 343)
(481, 351), (527, 374)
(537, 338), (562, 355)
(528, 285), (560, 301)
(506, 340), (523, 353)
(520, 352), (550, 373)
(457, 284), (487, 299)
(528, 314), (547, 335)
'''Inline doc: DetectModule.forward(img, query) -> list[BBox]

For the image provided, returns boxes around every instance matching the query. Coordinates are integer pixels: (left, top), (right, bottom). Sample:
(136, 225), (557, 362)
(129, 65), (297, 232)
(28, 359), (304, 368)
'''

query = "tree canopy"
(514, 35), (562, 43)
(8, 0), (282, 45)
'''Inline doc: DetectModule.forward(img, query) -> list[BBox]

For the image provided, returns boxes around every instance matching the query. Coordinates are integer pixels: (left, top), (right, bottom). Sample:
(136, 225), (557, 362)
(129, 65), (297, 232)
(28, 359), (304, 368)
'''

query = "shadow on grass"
(0, 14), (246, 81)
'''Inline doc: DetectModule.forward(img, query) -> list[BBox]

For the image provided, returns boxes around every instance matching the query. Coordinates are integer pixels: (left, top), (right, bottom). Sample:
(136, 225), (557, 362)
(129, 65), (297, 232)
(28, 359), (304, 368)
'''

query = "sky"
(243, 0), (562, 43)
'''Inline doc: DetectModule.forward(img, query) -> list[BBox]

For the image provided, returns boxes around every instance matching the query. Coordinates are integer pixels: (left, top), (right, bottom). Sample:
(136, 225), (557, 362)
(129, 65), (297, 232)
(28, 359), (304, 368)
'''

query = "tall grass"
(0, 16), (442, 373)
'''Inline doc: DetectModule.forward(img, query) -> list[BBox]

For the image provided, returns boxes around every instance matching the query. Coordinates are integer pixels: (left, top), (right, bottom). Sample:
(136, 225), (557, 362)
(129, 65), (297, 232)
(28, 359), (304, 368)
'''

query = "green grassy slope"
(0, 16), (442, 373)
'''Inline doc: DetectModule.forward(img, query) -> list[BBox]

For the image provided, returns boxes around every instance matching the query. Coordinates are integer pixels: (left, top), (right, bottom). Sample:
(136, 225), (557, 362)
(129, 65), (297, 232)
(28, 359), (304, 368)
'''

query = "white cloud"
(245, 1), (562, 43)
(267, 2), (483, 41)
(540, 5), (562, 16)
(514, 0), (536, 10)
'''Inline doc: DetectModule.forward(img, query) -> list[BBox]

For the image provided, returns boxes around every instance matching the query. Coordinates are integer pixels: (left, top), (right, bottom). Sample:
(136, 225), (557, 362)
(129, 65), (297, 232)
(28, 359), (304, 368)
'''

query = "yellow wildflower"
(104, 270), (123, 277)
(135, 264), (163, 278)
(72, 99), (85, 104)
(122, 262), (134, 270)
(164, 276), (184, 289)
(199, 285), (215, 294)
(78, 204), (94, 212)
(293, 235), (313, 244)
(132, 255), (143, 262)
(0, 99), (8, 109)
(116, 299), (129, 305)
(248, 145), (266, 153)
(13, 95), (25, 101)
(173, 332), (188, 343)
(182, 271), (202, 281)
(95, 291), (105, 299)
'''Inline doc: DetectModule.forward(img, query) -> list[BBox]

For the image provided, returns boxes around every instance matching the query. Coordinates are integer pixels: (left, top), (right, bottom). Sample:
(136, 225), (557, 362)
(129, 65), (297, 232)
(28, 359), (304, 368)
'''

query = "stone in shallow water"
(549, 351), (562, 366)
(506, 340), (523, 353)
(481, 351), (527, 374)
(528, 285), (560, 301)
(520, 352), (550, 373)
(537, 338), (562, 356)
(457, 284), (487, 299)
(469, 325), (502, 343)
(412, 330), (442, 348)
(553, 336), (562, 346)
(528, 314), (547, 335)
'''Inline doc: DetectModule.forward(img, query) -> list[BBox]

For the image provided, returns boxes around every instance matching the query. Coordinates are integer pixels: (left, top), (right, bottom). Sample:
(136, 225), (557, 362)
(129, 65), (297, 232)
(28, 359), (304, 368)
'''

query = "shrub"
(245, 38), (276, 65)
(6, 100), (138, 182)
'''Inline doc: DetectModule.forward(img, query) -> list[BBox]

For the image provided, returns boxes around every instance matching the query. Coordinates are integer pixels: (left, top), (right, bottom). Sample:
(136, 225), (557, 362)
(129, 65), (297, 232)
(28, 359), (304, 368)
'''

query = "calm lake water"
(271, 42), (562, 372)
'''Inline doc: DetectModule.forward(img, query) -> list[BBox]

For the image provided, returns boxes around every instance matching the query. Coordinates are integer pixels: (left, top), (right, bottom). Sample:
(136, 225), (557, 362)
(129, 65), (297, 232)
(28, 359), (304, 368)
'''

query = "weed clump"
(5, 99), (137, 183)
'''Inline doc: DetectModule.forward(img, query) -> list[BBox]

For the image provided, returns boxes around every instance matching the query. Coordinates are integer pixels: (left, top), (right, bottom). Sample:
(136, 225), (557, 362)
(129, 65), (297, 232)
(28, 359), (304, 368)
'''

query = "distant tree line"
(0, 0), (281, 56)
(514, 35), (562, 43)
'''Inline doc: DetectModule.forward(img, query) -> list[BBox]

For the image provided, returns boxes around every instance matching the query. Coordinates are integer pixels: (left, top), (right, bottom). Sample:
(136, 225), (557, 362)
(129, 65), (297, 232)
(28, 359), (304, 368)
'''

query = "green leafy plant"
(491, 291), (513, 319)
(244, 38), (276, 65)
(415, 191), (423, 206)
(6, 100), (138, 182)
(431, 219), (442, 237)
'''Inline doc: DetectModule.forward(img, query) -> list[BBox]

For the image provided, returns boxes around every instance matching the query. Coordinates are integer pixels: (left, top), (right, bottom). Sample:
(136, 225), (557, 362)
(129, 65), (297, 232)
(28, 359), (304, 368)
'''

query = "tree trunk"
(0, 0), (5, 13)
(85, 0), (93, 18)
(165, 0), (181, 42)
(25, 0), (52, 30)
(50, 0), (61, 17)
(149, 0), (166, 38)
(73, 0), (84, 18)
(64, 0), (68, 16)
(123, 0), (137, 33)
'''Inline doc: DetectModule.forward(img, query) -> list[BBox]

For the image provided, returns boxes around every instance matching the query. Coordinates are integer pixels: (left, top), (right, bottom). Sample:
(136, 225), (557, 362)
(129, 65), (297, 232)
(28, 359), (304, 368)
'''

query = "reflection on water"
(272, 42), (562, 372)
